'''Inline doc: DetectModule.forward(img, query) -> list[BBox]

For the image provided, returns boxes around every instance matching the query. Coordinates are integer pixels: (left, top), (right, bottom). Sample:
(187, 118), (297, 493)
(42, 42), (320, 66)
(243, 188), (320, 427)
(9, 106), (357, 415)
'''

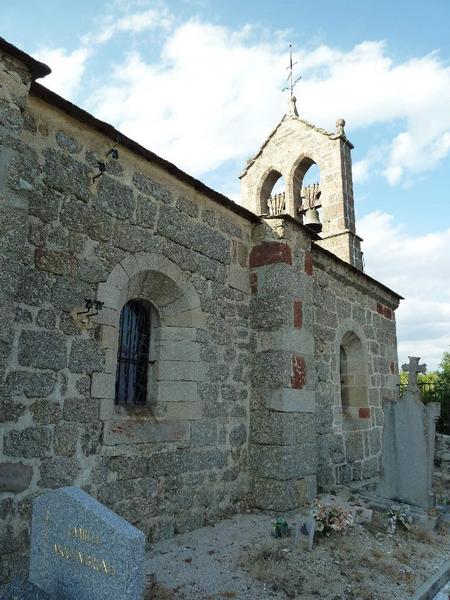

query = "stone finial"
(402, 356), (426, 393)
(288, 95), (299, 117)
(335, 118), (346, 137)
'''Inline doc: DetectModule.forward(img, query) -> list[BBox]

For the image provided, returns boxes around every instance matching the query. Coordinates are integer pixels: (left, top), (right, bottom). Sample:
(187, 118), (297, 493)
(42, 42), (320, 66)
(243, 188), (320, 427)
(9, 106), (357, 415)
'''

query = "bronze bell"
(303, 207), (322, 233)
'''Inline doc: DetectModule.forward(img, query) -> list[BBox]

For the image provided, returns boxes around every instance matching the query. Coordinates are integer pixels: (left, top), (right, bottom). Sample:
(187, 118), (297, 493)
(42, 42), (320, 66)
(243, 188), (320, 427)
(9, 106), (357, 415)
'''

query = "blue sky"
(2, 0), (450, 369)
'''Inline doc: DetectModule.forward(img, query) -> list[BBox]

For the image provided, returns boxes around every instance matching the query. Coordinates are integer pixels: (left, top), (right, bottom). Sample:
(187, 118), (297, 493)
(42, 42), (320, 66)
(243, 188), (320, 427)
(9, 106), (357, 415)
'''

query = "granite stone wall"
(0, 48), (252, 581)
(0, 43), (401, 582)
(312, 248), (399, 489)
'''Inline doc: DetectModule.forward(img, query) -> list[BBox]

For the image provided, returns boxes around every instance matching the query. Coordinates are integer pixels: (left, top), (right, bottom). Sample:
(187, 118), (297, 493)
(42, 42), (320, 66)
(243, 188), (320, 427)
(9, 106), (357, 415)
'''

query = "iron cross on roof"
(283, 44), (302, 96)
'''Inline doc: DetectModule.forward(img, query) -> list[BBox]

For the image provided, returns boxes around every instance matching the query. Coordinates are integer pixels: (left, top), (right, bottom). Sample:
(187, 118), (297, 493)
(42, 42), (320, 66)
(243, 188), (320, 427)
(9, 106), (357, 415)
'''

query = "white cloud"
(359, 211), (450, 370)
(34, 47), (92, 98)
(78, 30), (450, 185)
(297, 43), (450, 187)
(82, 6), (173, 45)
(88, 21), (287, 175)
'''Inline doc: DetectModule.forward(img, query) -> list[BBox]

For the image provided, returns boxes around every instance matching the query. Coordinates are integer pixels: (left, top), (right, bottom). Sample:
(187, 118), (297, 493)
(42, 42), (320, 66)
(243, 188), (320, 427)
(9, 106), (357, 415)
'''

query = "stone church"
(0, 37), (401, 578)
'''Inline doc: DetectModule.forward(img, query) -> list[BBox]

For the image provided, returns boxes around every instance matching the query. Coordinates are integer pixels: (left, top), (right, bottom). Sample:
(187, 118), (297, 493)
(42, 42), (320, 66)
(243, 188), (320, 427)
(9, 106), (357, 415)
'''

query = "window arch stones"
(95, 252), (203, 419)
(334, 320), (369, 431)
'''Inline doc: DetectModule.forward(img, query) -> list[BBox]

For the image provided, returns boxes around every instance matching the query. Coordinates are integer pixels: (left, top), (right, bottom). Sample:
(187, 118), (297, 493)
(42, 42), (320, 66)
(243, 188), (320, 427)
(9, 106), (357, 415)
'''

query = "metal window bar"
(115, 300), (151, 406)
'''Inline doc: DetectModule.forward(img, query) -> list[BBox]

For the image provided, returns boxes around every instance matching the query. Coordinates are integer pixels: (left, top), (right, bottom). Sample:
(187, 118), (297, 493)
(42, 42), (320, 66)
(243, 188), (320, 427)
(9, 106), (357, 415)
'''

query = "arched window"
(115, 299), (153, 406)
(339, 331), (368, 424)
(259, 169), (285, 216)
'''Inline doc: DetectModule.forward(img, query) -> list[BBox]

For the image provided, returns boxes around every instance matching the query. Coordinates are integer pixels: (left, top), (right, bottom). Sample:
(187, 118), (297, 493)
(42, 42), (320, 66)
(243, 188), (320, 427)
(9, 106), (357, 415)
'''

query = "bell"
(303, 207), (322, 233)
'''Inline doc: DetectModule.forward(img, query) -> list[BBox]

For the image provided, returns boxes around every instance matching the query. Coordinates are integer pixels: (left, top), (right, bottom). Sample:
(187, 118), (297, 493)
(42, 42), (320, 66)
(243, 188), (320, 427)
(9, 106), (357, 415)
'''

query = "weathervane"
(283, 44), (302, 96)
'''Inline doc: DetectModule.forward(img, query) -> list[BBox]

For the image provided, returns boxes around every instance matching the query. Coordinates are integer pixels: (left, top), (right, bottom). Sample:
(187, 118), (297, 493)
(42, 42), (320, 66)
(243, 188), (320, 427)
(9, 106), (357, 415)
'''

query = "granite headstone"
(376, 357), (440, 509)
(29, 487), (145, 600)
(0, 577), (51, 600)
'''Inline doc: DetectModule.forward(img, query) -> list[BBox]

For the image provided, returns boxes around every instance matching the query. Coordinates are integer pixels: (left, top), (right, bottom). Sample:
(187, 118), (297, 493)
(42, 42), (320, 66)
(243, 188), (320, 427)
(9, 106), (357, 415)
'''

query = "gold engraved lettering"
(68, 526), (101, 545)
(52, 541), (116, 576)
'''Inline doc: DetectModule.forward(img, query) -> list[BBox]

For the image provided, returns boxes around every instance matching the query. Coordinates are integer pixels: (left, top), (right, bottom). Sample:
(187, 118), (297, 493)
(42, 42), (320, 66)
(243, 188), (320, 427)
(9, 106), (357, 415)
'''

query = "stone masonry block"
(293, 300), (303, 329)
(344, 431), (365, 463)
(101, 325), (119, 349)
(0, 399), (26, 423)
(1, 371), (57, 398)
(251, 351), (291, 389)
(18, 330), (67, 371)
(96, 175), (135, 220)
(104, 419), (189, 445)
(153, 205), (189, 247)
(69, 338), (104, 373)
(4, 427), (51, 458)
(132, 172), (173, 204)
(291, 356), (307, 389)
(190, 421), (217, 447)
(158, 327), (197, 342)
(165, 401), (202, 420)
(304, 252), (313, 276)
(158, 360), (207, 382)
(368, 427), (382, 455)
(90, 372), (115, 399)
(249, 242), (292, 268)
(63, 397), (99, 422)
(38, 457), (80, 488)
(158, 381), (198, 402)
(251, 410), (316, 446)
(252, 477), (305, 511)
(249, 444), (317, 480)
(54, 423), (78, 457)
(0, 462), (33, 492)
(157, 341), (201, 362)
(43, 148), (90, 201)
(250, 295), (291, 330)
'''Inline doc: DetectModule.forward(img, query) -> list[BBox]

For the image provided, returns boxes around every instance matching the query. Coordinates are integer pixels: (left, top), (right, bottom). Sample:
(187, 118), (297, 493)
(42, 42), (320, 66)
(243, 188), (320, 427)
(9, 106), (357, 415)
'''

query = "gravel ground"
(144, 504), (450, 600)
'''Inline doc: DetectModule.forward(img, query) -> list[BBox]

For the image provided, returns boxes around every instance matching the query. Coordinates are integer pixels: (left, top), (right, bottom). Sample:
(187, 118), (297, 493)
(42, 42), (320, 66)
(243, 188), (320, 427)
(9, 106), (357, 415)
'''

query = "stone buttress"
(248, 218), (318, 510)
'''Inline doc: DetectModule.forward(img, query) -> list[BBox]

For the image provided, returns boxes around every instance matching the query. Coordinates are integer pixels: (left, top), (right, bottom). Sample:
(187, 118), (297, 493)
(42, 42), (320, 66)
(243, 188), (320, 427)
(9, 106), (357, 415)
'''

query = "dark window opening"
(115, 299), (151, 406)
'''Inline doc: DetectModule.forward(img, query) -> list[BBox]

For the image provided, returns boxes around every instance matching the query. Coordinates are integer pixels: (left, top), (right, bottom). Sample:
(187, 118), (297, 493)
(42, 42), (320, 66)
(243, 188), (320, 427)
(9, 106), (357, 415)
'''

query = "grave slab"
(29, 486), (145, 600)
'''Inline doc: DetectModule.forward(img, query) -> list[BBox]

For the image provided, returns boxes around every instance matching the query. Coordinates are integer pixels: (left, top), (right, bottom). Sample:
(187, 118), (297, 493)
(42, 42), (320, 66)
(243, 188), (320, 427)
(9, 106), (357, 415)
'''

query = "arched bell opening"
(258, 169), (286, 216)
(292, 158), (323, 232)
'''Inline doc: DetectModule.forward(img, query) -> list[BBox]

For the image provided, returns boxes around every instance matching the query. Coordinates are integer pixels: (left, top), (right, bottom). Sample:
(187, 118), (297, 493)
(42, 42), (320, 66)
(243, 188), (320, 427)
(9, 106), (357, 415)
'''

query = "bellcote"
(240, 100), (363, 270)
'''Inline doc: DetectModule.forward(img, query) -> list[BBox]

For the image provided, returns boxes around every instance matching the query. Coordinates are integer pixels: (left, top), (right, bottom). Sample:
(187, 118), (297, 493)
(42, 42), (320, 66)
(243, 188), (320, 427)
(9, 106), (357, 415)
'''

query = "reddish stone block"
(384, 306), (392, 320)
(293, 300), (303, 329)
(389, 361), (396, 375)
(376, 302), (392, 320)
(304, 252), (313, 276)
(250, 272), (258, 294)
(291, 356), (306, 389)
(358, 407), (370, 419)
(249, 242), (292, 268)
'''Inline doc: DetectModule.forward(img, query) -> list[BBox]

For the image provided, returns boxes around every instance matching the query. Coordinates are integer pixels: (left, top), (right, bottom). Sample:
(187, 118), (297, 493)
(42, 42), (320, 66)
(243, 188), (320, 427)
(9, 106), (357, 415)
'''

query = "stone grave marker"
(0, 576), (51, 600)
(294, 516), (315, 551)
(375, 356), (441, 509)
(29, 487), (145, 600)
